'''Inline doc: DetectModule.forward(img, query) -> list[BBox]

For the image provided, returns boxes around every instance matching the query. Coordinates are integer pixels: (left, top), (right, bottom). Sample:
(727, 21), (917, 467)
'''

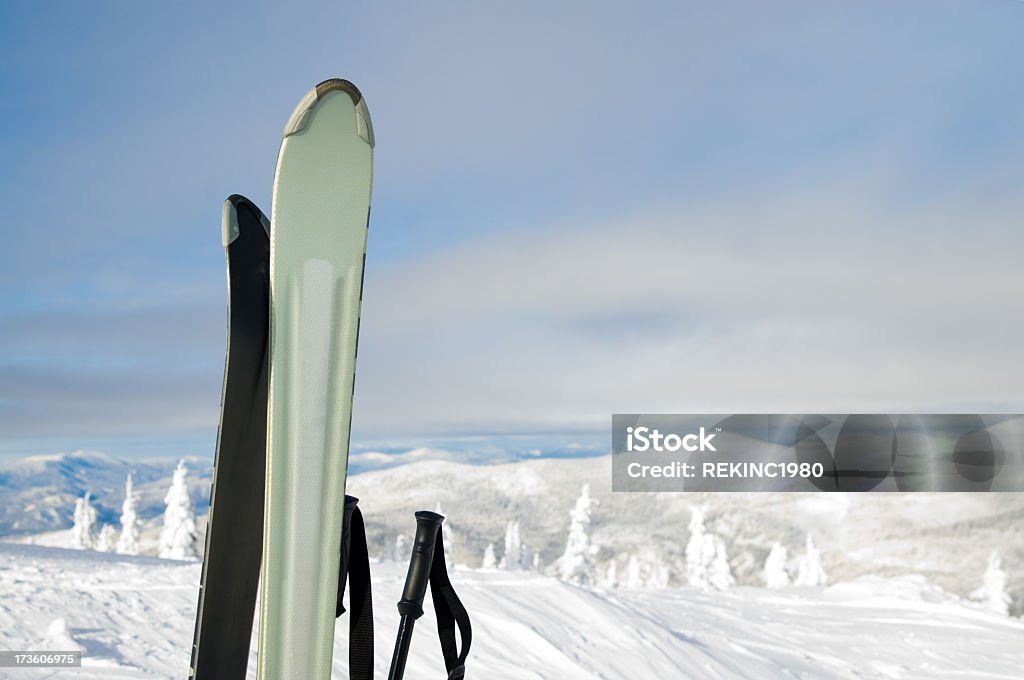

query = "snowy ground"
(1, 543), (1022, 680)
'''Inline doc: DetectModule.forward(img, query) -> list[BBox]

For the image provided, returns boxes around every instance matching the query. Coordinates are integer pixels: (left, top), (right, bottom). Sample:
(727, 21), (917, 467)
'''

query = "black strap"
(337, 497), (374, 680)
(429, 529), (472, 680)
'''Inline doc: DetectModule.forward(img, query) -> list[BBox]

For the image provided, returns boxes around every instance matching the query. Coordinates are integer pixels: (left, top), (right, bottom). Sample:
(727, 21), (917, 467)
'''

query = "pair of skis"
(189, 80), (470, 680)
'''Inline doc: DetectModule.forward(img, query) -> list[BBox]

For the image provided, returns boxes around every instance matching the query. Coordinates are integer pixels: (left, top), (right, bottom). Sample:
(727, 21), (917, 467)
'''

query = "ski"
(256, 79), (374, 679)
(190, 195), (271, 679)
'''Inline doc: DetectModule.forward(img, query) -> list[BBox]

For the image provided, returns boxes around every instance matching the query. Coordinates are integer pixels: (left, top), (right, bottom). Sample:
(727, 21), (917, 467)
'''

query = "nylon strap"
(429, 529), (472, 680)
(337, 502), (374, 680)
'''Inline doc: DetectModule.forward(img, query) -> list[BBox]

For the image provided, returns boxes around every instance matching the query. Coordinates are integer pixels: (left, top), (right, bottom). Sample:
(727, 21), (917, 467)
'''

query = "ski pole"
(388, 510), (444, 680)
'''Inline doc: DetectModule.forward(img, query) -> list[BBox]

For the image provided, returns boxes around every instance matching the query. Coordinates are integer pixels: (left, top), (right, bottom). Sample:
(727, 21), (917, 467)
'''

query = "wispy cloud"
(353, 181), (1024, 433)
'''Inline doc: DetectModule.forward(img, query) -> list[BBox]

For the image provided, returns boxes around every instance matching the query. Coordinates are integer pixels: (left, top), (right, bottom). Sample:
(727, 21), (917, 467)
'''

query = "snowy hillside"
(347, 457), (1024, 608)
(0, 542), (1021, 679)
(1, 451), (1022, 612)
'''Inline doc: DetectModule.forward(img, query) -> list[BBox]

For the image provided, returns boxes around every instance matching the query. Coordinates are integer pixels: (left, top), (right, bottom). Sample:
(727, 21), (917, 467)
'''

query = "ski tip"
(315, 78), (364, 104)
(282, 78), (374, 148)
(222, 195), (270, 247)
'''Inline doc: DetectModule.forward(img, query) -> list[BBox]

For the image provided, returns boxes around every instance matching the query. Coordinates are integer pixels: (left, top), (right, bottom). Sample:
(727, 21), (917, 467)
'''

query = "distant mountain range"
(0, 450), (212, 536)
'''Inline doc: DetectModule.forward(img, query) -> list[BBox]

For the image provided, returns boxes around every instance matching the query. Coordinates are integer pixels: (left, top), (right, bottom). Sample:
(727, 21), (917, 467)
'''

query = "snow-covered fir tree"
(708, 537), (735, 590)
(763, 542), (791, 589)
(482, 543), (497, 570)
(531, 550), (542, 573)
(685, 506), (708, 586)
(158, 460), (198, 560)
(685, 506), (733, 589)
(95, 525), (117, 552)
(71, 491), (97, 549)
(971, 551), (1011, 616)
(795, 533), (827, 587)
(555, 484), (598, 585)
(116, 473), (140, 555)
(499, 521), (523, 571)
(393, 534), (408, 562)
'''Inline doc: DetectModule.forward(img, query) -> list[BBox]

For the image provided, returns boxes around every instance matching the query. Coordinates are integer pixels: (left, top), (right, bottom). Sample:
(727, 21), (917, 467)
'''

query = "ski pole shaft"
(388, 510), (444, 680)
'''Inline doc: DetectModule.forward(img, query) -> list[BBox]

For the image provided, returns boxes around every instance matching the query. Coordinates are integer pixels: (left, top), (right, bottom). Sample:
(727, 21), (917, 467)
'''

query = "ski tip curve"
(222, 194), (270, 247)
(282, 78), (374, 148)
(315, 78), (364, 103)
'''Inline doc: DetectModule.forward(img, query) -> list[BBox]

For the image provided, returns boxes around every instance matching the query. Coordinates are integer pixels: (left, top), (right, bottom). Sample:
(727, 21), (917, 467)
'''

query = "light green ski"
(257, 79), (374, 680)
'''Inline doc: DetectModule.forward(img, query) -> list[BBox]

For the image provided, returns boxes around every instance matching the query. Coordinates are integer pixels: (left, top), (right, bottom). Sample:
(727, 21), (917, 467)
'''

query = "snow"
(685, 506), (734, 589)
(157, 461), (198, 561)
(554, 484), (597, 585)
(498, 521), (523, 571)
(3, 453), (1023, 602)
(972, 551), (1012, 616)
(763, 542), (791, 588)
(0, 542), (1022, 679)
(70, 493), (96, 550)
(795, 533), (828, 587)
(1, 451), (1023, 677)
(115, 474), (139, 556)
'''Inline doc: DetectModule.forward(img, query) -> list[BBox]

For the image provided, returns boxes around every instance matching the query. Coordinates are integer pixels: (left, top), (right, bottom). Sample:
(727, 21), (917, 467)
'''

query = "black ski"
(190, 195), (271, 679)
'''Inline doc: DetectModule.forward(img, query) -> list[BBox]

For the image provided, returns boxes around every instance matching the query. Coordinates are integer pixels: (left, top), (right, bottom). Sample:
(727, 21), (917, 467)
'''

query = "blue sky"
(1, 1), (1023, 459)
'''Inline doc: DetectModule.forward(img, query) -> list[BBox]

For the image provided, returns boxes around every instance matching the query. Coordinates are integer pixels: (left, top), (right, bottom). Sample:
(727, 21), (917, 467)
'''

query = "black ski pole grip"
(396, 511), (444, 620)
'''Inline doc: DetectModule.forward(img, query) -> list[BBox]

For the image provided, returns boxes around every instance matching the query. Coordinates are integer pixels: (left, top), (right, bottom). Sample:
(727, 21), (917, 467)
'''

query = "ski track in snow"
(1, 544), (1022, 679)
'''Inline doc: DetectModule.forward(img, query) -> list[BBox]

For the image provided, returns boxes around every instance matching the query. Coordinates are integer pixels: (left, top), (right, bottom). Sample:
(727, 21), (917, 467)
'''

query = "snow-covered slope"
(0, 542), (1021, 679)
(347, 457), (1024, 606)
(1, 452), (1022, 609)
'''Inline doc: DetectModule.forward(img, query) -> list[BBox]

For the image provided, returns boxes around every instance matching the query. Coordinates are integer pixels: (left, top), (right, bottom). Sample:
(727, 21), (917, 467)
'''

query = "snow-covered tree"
(763, 542), (791, 589)
(795, 533), (827, 587)
(393, 534), (408, 562)
(95, 525), (117, 553)
(971, 551), (1011, 616)
(499, 521), (523, 571)
(555, 484), (598, 585)
(158, 460), (198, 561)
(482, 543), (497, 570)
(708, 537), (735, 590)
(116, 473), (140, 555)
(685, 506), (708, 586)
(604, 557), (618, 588)
(71, 492), (97, 549)
(686, 506), (733, 589)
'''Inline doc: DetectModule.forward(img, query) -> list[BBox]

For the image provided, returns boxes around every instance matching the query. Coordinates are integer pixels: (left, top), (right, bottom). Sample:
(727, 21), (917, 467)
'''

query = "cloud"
(3, 178), (1022, 449)
(351, 181), (1024, 434)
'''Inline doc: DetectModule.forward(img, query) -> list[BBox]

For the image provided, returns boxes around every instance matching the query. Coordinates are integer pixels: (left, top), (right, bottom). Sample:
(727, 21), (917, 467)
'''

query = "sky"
(1, 1), (1023, 459)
